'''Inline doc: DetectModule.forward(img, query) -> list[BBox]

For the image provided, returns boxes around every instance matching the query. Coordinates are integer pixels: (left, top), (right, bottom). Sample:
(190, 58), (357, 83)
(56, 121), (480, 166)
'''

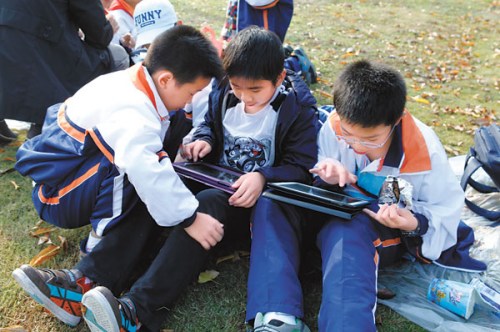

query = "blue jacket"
(238, 0), (294, 42)
(192, 70), (320, 184)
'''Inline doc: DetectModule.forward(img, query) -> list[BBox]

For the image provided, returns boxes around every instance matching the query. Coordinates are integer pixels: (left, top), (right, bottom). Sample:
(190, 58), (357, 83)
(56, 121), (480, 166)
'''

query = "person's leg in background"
(0, 119), (17, 144)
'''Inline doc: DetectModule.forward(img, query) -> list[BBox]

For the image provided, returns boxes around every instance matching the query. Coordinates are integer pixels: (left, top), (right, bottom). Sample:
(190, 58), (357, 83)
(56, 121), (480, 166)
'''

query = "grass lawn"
(0, 0), (497, 331)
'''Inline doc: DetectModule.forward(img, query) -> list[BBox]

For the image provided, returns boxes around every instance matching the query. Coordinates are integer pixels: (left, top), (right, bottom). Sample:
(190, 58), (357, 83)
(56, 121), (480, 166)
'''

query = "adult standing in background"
(0, 0), (126, 139)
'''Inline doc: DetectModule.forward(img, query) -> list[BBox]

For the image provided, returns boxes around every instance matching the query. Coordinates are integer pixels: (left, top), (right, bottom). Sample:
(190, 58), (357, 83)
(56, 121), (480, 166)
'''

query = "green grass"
(0, 0), (497, 331)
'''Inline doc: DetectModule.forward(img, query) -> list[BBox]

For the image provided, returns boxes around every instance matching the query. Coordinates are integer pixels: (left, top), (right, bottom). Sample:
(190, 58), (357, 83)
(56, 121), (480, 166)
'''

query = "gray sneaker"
(253, 312), (311, 332)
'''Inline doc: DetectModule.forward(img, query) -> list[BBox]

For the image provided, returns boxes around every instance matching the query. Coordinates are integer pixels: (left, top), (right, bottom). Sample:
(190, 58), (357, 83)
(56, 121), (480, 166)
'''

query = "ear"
(276, 69), (287, 87)
(156, 70), (174, 88)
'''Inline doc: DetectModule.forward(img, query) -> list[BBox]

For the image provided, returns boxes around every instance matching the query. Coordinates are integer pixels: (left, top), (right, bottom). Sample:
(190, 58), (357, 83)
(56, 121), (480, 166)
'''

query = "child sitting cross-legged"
(245, 60), (486, 332)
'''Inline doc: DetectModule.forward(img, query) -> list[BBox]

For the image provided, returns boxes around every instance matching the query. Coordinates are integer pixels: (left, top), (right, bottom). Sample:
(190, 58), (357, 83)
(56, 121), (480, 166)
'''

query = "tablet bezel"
(267, 182), (370, 210)
(173, 162), (244, 193)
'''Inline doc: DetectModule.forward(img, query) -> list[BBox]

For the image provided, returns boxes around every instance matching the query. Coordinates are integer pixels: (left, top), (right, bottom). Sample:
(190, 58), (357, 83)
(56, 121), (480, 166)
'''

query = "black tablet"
(173, 162), (244, 194)
(267, 182), (370, 210)
(262, 189), (357, 219)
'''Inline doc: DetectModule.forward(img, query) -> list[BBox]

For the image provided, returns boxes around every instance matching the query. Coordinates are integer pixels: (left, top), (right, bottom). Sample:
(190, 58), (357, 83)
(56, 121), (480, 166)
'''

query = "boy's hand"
(309, 158), (357, 187)
(120, 32), (136, 49)
(184, 212), (224, 250)
(363, 204), (419, 231)
(229, 172), (266, 208)
(183, 140), (212, 162)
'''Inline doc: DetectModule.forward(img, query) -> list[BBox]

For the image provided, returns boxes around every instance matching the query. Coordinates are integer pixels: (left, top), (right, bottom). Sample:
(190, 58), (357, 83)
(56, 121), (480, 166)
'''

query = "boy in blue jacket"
(51, 26), (318, 332)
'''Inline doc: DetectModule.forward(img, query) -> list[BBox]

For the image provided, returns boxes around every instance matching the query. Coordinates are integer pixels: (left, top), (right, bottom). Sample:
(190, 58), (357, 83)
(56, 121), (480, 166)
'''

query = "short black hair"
(223, 26), (284, 84)
(144, 25), (223, 84)
(333, 60), (406, 127)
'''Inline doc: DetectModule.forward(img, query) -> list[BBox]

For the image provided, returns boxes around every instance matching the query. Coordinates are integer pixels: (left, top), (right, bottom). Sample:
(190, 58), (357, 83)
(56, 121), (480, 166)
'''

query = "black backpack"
(460, 124), (500, 221)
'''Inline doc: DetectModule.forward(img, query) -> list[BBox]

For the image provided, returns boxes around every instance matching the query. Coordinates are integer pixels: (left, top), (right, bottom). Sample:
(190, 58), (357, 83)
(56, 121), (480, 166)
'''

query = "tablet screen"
(269, 182), (369, 208)
(179, 163), (241, 184)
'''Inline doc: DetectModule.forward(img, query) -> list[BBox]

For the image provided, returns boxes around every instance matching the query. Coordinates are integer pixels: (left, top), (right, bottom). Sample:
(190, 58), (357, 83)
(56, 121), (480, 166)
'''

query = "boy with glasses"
(245, 60), (485, 331)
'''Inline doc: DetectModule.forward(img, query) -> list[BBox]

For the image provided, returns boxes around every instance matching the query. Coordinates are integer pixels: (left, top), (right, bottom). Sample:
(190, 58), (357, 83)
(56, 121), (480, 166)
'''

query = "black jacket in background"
(0, 0), (113, 124)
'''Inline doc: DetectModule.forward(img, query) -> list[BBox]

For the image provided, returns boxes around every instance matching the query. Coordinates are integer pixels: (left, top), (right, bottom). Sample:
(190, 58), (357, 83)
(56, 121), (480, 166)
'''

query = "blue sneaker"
(82, 286), (140, 332)
(12, 265), (92, 326)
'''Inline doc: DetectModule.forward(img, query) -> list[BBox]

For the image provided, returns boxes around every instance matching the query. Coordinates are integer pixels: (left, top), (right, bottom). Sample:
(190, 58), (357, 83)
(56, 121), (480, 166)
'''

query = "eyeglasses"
(336, 124), (397, 149)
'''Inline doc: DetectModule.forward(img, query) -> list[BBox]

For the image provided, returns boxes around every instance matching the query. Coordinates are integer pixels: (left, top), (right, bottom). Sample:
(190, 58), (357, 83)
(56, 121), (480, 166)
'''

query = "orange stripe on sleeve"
(381, 238), (401, 247)
(157, 151), (168, 160)
(57, 104), (85, 143)
(373, 237), (401, 248)
(87, 130), (114, 163)
(38, 163), (101, 205)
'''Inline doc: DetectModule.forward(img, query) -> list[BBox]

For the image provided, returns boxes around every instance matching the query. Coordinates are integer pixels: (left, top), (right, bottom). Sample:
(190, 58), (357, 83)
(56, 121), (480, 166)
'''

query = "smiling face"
(228, 70), (286, 114)
(152, 70), (210, 111)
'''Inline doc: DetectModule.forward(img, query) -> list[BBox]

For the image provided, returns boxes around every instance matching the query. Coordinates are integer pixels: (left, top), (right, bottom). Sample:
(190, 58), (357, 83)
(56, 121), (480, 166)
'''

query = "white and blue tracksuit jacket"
(246, 110), (485, 331)
(15, 64), (198, 235)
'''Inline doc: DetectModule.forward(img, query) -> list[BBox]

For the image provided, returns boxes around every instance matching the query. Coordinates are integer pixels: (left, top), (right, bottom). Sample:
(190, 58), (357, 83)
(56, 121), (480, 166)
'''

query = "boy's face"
(337, 119), (397, 157)
(229, 70), (286, 114)
(154, 72), (210, 111)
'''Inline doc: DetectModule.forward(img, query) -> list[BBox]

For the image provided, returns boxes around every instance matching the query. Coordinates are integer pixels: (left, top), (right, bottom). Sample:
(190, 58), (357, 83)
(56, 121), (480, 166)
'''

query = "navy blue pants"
(77, 188), (252, 331)
(246, 197), (405, 331)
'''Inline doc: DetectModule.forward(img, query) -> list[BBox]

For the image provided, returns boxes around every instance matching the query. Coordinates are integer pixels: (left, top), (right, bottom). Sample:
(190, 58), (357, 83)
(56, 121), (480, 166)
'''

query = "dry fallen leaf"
(58, 235), (68, 251)
(411, 96), (430, 105)
(198, 270), (219, 284)
(37, 234), (52, 246)
(29, 244), (61, 266)
(0, 325), (28, 332)
(317, 90), (333, 99)
(29, 227), (56, 237)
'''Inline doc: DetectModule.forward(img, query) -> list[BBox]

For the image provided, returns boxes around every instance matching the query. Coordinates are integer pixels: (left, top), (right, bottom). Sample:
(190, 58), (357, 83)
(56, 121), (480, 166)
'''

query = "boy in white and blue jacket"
(246, 60), (486, 332)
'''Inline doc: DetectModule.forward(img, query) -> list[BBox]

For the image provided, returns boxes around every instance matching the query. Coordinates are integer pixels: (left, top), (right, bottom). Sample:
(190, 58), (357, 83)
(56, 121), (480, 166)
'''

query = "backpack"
(460, 124), (500, 221)
(284, 45), (318, 86)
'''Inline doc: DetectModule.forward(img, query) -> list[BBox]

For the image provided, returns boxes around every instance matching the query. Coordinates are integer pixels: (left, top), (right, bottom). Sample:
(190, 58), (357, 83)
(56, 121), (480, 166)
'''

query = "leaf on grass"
(444, 145), (460, 156)
(411, 96), (430, 105)
(0, 325), (28, 332)
(0, 167), (15, 176)
(29, 244), (61, 266)
(216, 254), (236, 265)
(216, 250), (250, 264)
(3, 157), (15, 162)
(198, 270), (219, 284)
(37, 234), (52, 245)
(10, 181), (19, 190)
(29, 227), (56, 237)
(317, 90), (333, 99)
(58, 235), (68, 251)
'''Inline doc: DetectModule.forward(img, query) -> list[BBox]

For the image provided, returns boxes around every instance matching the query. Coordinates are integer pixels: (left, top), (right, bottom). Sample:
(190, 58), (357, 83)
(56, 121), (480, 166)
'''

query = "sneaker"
(0, 119), (17, 145)
(12, 265), (92, 326)
(253, 312), (311, 332)
(82, 286), (140, 332)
